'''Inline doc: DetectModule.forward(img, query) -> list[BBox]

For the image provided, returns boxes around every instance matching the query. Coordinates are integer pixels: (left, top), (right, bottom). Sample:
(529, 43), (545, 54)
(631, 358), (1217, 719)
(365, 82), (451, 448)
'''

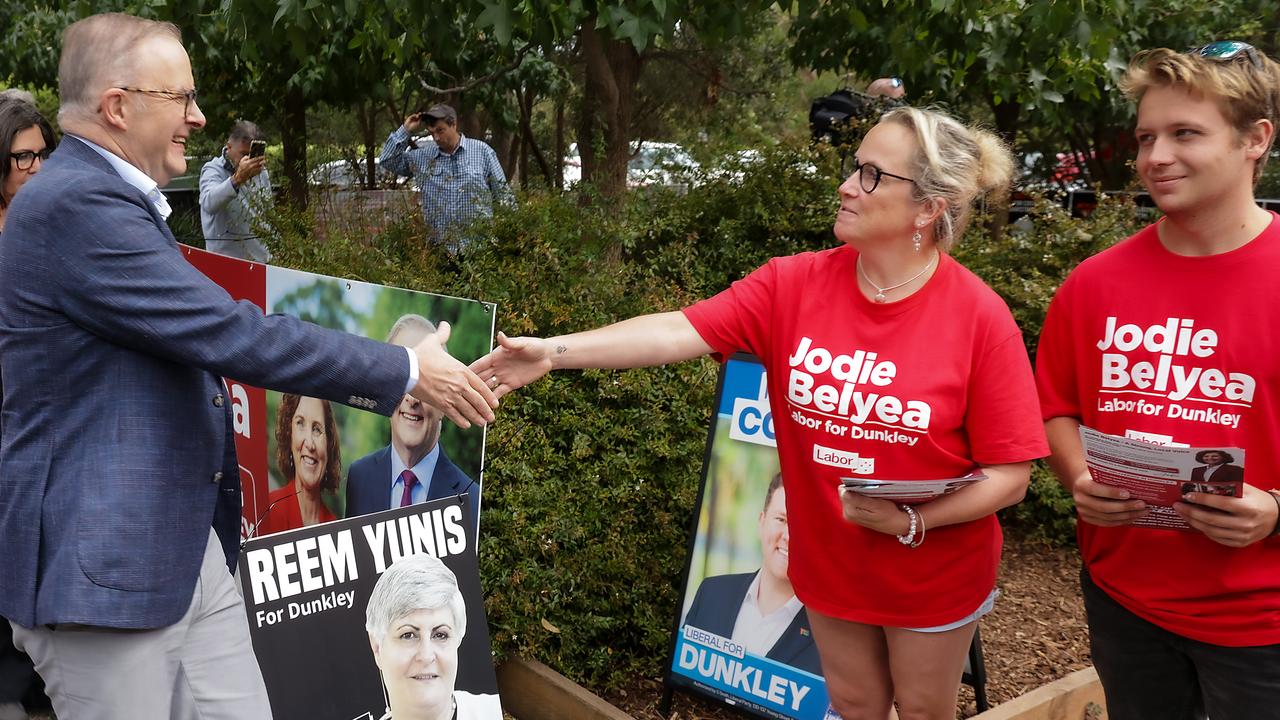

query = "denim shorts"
(899, 588), (999, 633)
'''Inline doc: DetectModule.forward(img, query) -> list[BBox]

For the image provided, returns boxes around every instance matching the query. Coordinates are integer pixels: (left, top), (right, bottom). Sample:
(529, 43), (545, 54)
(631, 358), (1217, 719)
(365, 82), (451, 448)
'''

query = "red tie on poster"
(399, 469), (418, 507)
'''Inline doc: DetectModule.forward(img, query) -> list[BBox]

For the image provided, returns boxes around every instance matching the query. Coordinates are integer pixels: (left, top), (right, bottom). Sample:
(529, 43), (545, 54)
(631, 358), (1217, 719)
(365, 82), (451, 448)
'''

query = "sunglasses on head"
(1192, 41), (1262, 69)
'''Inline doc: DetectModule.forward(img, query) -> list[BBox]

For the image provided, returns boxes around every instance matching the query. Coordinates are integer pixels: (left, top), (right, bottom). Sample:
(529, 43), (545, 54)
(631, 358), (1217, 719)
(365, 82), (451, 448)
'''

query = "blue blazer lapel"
(427, 448), (467, 498)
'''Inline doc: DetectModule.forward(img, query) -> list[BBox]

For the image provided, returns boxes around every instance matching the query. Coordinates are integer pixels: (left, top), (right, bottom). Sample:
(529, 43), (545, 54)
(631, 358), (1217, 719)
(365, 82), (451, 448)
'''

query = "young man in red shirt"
(1036, 43), (1280, 719)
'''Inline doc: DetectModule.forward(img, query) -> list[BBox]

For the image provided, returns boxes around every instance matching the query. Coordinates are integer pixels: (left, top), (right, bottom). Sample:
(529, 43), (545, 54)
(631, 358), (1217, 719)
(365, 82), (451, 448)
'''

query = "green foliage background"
(246, 144), (1153, 689)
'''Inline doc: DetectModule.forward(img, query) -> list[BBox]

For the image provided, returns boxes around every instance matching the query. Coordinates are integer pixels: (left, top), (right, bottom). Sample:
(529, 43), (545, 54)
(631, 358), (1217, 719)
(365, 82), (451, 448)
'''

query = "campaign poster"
(181, 247), (493, 540)
(667, 355), (832, 719)
(238, 497), (502, 720)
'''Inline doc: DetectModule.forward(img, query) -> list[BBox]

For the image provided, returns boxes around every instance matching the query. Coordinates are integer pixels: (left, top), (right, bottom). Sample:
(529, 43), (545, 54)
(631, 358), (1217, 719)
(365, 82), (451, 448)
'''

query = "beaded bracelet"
(897, 504), (918, 547)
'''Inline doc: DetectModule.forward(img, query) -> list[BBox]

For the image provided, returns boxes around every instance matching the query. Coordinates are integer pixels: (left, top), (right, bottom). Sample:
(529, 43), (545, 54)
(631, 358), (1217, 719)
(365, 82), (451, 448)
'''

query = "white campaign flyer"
(840, 473), (986, 502)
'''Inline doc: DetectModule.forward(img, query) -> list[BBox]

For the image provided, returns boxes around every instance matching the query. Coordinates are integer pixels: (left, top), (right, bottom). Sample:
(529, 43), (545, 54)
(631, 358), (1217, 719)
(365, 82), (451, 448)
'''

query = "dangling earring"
(912, 229), (923, 253)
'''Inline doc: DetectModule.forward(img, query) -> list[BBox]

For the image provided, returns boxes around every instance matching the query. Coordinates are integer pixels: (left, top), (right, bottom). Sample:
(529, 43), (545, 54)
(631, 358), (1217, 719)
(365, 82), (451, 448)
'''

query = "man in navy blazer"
(346, 314), (482, 531)
(681, 475), (822, 676)
(0, 14), (497, 720)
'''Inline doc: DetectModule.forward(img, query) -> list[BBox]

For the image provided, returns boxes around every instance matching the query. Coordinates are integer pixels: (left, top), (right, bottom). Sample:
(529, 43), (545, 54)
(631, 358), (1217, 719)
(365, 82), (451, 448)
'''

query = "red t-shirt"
(1036, 214), (1280, 647)
(684, 245), (1047, 627)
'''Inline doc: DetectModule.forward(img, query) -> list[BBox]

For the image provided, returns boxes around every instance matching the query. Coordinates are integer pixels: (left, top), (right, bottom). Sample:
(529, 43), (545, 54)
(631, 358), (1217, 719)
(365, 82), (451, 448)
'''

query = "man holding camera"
(200, 119), (272, 262)
(379, 103), (512, 251)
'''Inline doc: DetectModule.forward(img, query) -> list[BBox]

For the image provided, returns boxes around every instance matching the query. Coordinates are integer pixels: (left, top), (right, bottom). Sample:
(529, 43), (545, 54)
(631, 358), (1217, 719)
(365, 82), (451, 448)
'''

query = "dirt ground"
(603, 534), (1091, 719)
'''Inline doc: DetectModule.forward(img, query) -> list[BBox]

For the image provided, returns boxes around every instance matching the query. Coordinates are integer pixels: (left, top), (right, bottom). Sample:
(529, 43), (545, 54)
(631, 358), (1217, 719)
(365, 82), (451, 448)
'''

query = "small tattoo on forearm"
(555, 345), (567, 355)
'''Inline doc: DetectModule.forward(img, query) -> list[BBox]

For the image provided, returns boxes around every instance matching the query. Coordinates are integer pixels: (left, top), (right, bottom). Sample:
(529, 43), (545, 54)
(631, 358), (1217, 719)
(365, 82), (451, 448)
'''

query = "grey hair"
(0, 89), (36, 105)
(228, 120), (261, 143)
(58, 13), (182, 124)
(365, 553), (467, 642)
(386, 314), (437, 347)
(879, 106), (1014, 251)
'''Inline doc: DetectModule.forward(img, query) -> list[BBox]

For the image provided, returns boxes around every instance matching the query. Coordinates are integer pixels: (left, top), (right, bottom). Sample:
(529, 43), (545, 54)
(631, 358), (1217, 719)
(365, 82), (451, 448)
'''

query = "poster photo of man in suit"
(346, 314), (481, 531)
(682, 473), (821, 675)
(256, 273), (490, 537)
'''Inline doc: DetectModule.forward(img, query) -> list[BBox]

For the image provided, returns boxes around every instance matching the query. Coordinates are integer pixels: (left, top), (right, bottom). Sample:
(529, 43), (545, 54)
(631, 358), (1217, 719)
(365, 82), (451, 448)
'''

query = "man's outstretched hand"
(410, 321), (498, 428)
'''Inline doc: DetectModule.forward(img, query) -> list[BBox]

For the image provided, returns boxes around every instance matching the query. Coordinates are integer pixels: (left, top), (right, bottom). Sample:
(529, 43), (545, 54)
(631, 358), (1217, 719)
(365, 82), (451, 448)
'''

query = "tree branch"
(416, 43), (536, 95)
(646, 48), (770, 98)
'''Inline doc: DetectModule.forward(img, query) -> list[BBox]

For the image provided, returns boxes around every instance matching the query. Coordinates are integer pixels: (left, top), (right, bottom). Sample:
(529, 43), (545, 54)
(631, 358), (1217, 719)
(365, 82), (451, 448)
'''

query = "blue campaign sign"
(666, 354), (833, 719)
(671, 629), (829, 719)
(718, 357), (768, 415)
(722, 358), (776, 448)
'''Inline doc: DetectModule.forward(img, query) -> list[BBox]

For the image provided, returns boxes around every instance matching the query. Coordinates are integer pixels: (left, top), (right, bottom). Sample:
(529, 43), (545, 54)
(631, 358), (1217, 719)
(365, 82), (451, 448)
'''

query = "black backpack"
(809, 90), (877, 146)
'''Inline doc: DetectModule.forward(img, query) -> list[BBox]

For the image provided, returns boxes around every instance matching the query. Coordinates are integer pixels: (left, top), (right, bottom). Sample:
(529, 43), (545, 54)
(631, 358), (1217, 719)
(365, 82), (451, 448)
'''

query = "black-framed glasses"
(10, 148), (51, 171)
(115, 86), (199, 115)
(843, 157), (915, 194)
(1192, 41), (1262, 69)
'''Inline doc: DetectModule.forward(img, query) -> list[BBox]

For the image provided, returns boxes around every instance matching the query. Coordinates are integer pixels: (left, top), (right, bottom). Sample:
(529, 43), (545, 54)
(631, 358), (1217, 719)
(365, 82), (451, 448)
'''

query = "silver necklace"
(857, 251), (938, 303)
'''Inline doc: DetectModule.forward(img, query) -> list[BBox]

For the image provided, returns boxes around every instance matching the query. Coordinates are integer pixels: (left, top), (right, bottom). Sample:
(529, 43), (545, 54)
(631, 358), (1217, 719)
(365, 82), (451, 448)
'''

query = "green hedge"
(250, 147), (1150, 688)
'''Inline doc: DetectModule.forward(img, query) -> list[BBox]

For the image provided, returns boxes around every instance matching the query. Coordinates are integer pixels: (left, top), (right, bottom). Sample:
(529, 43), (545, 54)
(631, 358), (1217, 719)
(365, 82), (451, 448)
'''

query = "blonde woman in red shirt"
(474, 106), (1047, 720)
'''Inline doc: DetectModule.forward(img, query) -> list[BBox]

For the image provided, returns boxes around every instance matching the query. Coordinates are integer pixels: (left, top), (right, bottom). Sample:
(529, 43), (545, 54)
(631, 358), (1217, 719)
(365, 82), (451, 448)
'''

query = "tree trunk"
(458, 95), (482, 138)
(986, 98), (1021, 242)
(359, 100), (377, 190)
(1092, 114), (1129, 191)
(519, 85), (551, 186)
(576, 20), (642, 197)
(554, 95), (565, 190)
(491, 126), (517, 181)
(518, 87), (530, 186)
(282, 82), (308, 210)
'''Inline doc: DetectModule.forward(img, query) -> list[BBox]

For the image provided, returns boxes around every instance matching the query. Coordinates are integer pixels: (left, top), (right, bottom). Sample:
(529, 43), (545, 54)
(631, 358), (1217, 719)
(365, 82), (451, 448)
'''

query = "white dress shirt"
(731, 571), (804, 656)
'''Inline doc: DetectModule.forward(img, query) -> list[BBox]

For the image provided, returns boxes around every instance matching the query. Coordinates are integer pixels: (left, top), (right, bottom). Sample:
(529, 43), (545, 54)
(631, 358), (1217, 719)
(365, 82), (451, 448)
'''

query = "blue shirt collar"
(71, 134), (172, 220)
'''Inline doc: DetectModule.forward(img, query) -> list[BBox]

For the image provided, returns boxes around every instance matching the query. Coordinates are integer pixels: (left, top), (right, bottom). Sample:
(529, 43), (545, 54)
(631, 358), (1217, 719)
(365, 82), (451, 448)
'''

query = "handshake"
(409, 310), (708, 427)
(407, 325), (555, 428)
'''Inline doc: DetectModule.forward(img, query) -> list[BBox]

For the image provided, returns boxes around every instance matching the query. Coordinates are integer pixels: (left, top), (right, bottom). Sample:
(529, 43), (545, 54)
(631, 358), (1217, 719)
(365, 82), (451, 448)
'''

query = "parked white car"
(626, 141), (698, 189)
(702, 148), (820, 184)
(309, 157), (411, 189)
(561, 141), (699, 190)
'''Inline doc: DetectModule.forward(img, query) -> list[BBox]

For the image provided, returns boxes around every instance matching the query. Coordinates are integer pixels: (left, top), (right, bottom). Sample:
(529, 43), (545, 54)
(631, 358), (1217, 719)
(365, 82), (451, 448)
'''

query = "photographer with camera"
(199, 119), (272, 262)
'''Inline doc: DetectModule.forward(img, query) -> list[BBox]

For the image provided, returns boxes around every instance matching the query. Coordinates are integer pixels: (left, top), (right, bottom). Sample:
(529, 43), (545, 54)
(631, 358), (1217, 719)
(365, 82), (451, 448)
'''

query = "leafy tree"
(188, 0), (399, 206)
(478, 1), (779, 196)
(789, 1), (1128, 182)
(0, 3), (75, 89)
(200, 0), (556, 204)
(788, 0), (1280, 191)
